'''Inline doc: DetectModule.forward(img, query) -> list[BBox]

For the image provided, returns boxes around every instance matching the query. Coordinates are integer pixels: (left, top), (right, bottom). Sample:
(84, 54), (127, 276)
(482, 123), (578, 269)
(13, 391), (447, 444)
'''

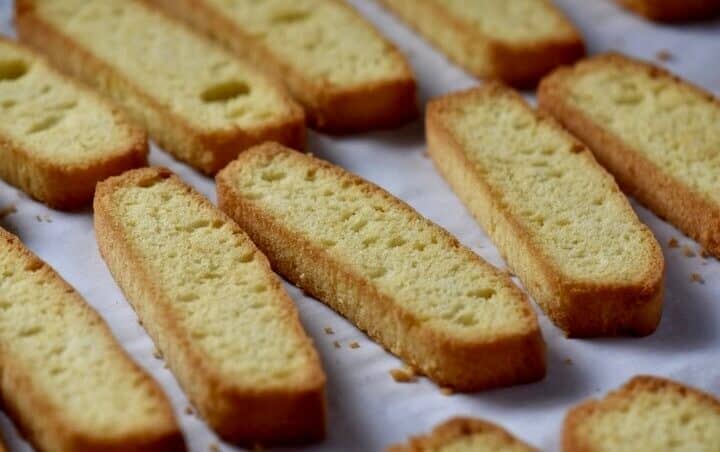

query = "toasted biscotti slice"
(94, 167), (326, 445)
(16, 0), (304, 175)
(564, 376), (720, 452)
(388, 417), (536, 452)
(0, 227), (184, 452)
(377, 0), (584, 87)
(539, 53), (720, 259)
(616, 0), (720, 22)
(149, 0), (417, 133)
(0, 37), (147, 209)
(427, 84), (664, 337)
(216, 142), (545, 391)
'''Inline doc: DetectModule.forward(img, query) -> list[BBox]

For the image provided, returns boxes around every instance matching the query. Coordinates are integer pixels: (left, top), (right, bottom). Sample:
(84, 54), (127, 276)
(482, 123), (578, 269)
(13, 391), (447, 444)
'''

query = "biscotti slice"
(377, 0), (584, 87)
(427, 84), (664, 337)
(216, 142), (545, 391)
(388, 417), (536, 452)
(0, 227), (184, 452)
(539, 53), (720, 259)
(0, 37), (146, 209)
(564, 376), (720, 452)
(616, 0), (720, 22)
(16, 0), (304, 175)
(150, 0), (417, 133)
(94, 167), (326, 445)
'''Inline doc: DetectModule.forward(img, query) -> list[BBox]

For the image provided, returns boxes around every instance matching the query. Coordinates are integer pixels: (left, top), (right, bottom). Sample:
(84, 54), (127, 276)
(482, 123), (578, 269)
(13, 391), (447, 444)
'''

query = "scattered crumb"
(682, 245), (696, 258)
(390, 367), (417, 383)
(564, 358), (573, 366)
(655, 49), (673, 61)
(324, 327), (334, 335)
(43, 214), (52, 223)
(439, 387), (454, 396)
(333, 340), (341, 349)
(35, 215), (42, 222)
(0, 204), (16, 219)
(701, 249), (712, 259)
(668, 237), (679, 248)
(690, 273), (705, 284)
(349, 341), (360, 349)
(184, 405), (194, 415)
(208, 443), (221, 452)
(152, 349), (163, 360)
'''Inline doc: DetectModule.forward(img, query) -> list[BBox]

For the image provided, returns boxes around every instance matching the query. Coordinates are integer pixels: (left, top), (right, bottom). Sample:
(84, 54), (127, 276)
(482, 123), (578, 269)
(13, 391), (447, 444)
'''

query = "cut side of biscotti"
(564, 375), (720, 452)
(388, 417), (536, 452)
(216, 142), (545, 391)
(0, 227), (183, 452)
(539, 53), (720, 259)
(427, 84), (664, 337)
(616, 0), (720, 22)
(378, 0), (584, 87)
(94, 167), (326, 446)
(0, 37), (147, 209)
(16, 0), (305, 175)
(150, 0), (417, 133)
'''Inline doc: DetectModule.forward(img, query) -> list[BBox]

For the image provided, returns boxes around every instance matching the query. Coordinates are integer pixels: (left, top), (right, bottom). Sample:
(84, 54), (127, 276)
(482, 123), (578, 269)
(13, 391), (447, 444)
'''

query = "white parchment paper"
(1, 1), (719, 450)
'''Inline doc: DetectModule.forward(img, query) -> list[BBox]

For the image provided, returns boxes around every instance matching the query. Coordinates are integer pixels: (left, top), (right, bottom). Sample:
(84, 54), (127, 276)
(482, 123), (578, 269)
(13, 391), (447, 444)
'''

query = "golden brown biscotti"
(0, 37), (147, 209)
(216, 142), (546, 391)
(564, 376), (720, 452)
(377, 0), (584, 87)
(149, 0), (418, 133)
(16, 0), (305, 175)
(426, 83), (664, 337)
(94, 167), (326, 446)
(616, 0), (720, 22)
(0, 227), (184, 452)
(387, 417), (536, 452)
(539, 53), (720, 259)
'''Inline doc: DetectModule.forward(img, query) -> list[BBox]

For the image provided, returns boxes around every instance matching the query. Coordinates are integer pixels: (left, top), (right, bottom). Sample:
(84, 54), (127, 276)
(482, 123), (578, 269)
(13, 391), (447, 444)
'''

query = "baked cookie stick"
(616, 0), (720, 22)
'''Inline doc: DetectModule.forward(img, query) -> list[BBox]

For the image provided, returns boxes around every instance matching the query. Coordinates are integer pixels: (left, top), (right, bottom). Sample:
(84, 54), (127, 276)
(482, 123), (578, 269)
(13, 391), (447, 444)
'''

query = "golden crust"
(387, 417), (537, 452)
(426, 83), (664, 337)
(616, 0), (720, 22)
(0, 37), (148, 210)
(93, 167), (326, 446)
(538, 53), (720, 260)
(0, 227), (185, 452)
(15, 0), (306, 175)
(378, 0), (585, 88)
(563, 375), (720, 452)
(216, 142), (546, 392)
(149, 0), (418, 133)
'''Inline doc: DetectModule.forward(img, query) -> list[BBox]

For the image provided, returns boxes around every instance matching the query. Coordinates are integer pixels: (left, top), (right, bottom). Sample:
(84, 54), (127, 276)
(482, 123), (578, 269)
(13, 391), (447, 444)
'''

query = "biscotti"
(149, 0), (417, 133)
(0, 227), (183, 452)
(388, 417), (536, 452)
(378, 0), (584, 87)
(564, 375), (720, 452)
(616, 0), (720, 22)
(539, 53), (720, 259)
(216, 142), (545, 391)
(0, 37), (146, 209)
(94, 167), (326, 445)
(427, 84), (663, 337)
(16, 0), (305, 175)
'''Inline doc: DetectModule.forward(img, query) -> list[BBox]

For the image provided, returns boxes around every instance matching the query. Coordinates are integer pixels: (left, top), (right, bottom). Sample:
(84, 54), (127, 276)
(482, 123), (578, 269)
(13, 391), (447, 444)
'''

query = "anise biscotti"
(16, 0), (304, 175)
(539, 53), (720, 259)
(616, 0), (720, 22)
(0, 227), (183, 452)
(216, 142), (545, 391)
(378, 0), (584, 87)
(427, 84), (664, 337)
(0, 37), (146, 209)
(564, 376), (720, 452)
(150, 0), (417, 133)
(388, 417), (536, 452)
(94, 167), (326, 445)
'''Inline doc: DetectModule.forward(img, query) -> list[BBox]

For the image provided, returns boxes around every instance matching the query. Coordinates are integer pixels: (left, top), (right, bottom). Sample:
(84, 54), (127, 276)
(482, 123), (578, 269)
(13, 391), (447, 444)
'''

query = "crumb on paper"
(333, 340), (341, 349)
(0, 205), (16, 219)
(439, 386), (454, 396)
(690, 273), (704, 284)
(152, 349), (163, 360)
(208, 443), (221, 452)
(35, 215), (42, 222)
(682, 245), (696, 258)
(43, 214), (52, 223)
(655, 49), (673, 61)
(324, 327), (334, 335)
(668, 237), (679, 248)
(564, 358), (573, 366)
(390, 367), (417, 383)
(349, 341), (360, 349)
(184, 405), (194, 415)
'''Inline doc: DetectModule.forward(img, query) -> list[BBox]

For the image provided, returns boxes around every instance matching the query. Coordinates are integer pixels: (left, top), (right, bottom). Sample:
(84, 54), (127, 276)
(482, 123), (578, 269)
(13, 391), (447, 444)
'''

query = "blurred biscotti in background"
(15, 0), (305, 174)
(0, 37), (147, 209)
(616, 0), (720, 22)
(377, 0), (585, 87)
(150, 0), (418, 133)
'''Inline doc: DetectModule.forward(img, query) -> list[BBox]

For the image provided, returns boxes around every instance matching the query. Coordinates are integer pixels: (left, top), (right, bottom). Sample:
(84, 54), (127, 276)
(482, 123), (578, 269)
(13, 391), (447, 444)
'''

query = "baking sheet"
(1, 1), (719, 450)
